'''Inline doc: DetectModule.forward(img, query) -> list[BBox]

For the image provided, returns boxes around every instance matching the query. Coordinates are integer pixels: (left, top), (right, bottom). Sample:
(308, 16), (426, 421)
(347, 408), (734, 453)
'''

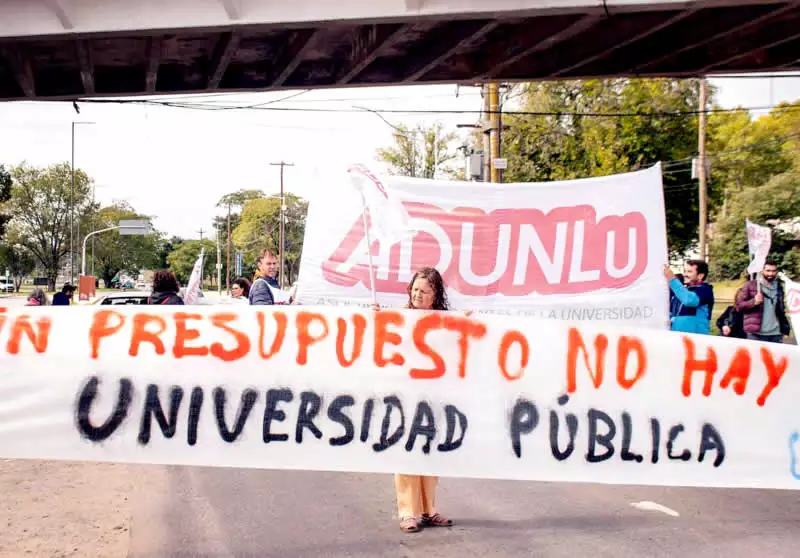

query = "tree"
(707, 107), (793, 219)
(0, 164), (11, 238)
(501, 79), (706, 256)
(376, 123), (458, 178)
(216, 189), (265, 284)
(89, 202), (160, 288)
(707, 101), (800, 280)
(0, 244), (35, 292)
(709, 171), (800, 280)
(232, 193), (308, 284)
(157, 235), (184, 269)
(167, 239), (217, 285)
(4, 162), (93, 290)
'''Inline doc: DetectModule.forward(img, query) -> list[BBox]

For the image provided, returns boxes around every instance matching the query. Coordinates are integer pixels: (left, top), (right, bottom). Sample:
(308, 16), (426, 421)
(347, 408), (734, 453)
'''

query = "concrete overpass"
(0, 0), (798, 101)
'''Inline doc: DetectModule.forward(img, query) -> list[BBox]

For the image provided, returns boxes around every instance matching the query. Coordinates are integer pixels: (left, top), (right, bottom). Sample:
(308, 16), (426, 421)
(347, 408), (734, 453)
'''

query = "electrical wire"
(72, 96), (800, 118)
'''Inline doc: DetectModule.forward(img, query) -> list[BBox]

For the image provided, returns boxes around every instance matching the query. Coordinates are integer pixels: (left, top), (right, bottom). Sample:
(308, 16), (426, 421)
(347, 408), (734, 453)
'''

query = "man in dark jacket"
(716, 305), (745, 338)
(52, 283), (76, 306)
(664, 260), (715, 334)
(249, 249), (280, 305)
(735, 257), (790, 343)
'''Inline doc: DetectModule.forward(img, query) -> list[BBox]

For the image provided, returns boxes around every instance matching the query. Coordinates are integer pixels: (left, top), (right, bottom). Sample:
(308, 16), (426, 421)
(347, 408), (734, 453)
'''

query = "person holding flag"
(735, 257), (790, 343)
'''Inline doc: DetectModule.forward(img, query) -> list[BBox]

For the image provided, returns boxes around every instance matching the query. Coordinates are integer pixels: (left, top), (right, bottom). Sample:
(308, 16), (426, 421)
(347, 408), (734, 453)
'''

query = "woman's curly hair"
(406, 267), (449, 311)
(152, 270), (180, 293)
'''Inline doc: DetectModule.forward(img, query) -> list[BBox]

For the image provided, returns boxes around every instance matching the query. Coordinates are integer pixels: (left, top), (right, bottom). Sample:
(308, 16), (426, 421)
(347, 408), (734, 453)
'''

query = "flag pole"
(360, 194), (378, 306)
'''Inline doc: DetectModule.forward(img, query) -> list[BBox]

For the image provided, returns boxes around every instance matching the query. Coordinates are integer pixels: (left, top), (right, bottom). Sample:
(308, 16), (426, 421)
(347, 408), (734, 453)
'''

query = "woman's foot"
(399, 516), (421, 533)
(421, 513), (453, 527)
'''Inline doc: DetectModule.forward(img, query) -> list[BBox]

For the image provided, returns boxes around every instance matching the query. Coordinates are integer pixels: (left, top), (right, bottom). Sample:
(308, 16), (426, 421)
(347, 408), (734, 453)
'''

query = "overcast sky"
(1, 74), (798, 239)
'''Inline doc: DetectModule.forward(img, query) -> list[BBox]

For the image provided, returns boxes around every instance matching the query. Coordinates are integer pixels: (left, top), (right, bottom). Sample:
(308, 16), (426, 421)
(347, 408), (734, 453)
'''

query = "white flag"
(268, 284), (292, 305)
(348, 164), (414, 245)
(184, 249), (204, 305)
(781, 273), (800, 337)
(746, 219), (771, 275)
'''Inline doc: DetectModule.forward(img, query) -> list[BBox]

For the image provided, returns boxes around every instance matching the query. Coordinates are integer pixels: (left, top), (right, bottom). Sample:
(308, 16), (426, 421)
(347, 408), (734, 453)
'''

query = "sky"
(0, 74), (798, 239)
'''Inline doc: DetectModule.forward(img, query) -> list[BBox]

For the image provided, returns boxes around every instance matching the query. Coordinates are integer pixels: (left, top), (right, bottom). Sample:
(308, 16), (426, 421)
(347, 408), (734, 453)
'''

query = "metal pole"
(279, 164), (285, 290)
(489, 82), (501, 183)
(226, 203), (231, 293)
(482, 86), (491, 182)
(270, 161), (293, 288)
(83, 226), (119, 277)
(70, 122), (75, 284)
(698, 78), (708, 261)
(216, 226), (222, 294)
(91, 183), (95, 277)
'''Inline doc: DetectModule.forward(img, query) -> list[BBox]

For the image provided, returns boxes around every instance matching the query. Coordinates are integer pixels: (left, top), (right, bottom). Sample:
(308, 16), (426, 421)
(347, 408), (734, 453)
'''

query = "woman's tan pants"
(394, 474), (438, 518)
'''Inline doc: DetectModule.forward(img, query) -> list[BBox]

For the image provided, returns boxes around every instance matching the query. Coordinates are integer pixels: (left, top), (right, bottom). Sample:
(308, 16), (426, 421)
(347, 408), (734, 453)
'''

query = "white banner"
(297, 165), (668, 329)
(0, 305), (799, 489)
(746, 219), (772, 275)
(784, 275), (800, 337)
(184, 249), (204, 305)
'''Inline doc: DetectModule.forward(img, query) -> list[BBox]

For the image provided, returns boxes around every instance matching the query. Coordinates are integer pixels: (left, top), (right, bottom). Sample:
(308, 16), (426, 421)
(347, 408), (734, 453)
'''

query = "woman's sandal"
(421, 513), (453, 527)
(399, 517), (421, 533)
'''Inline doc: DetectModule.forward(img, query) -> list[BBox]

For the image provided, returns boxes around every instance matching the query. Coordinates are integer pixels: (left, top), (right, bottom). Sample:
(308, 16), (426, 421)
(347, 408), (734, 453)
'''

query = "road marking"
(630, 501), (680, 517)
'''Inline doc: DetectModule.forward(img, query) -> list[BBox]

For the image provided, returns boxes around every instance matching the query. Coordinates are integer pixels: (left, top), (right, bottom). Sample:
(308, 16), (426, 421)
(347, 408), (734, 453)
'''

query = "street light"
(71, 121), (95, 284)
(81, 220), (150, 277)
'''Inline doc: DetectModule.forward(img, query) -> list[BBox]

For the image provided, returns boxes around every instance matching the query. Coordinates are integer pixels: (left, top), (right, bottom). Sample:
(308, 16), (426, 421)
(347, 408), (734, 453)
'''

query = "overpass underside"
(0, 0), (798, 101)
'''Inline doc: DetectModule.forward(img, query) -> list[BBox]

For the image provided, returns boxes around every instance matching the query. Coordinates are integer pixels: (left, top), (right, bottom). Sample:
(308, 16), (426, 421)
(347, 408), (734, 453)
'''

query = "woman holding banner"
(389, 267), (454, 533)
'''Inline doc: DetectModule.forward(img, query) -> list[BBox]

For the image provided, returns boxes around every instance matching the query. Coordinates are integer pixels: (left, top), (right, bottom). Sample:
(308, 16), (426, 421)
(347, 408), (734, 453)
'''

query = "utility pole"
(216, 225), (222, 294)
(197, 227), (205, 286)
(70, 123), (75, 284)
(90, 183), (95, 277)
(698, 78), (708, 261)
(70, 121), (94, 284)
(488, 82), (502, 183)
(482, 86), (491, 182)
(271, 161), (294, 289)
(226, 203), (231, 294)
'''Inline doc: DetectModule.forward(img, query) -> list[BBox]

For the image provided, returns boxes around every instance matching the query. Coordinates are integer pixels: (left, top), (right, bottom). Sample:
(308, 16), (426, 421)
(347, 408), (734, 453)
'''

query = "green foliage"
(0, 164), (11, 238)
(709, 102), (800, 281)
(710, 171), (800, 280)
(376, 123), (458, 178)
(0, 244), (35, 291)
(502, 79), (703, 255)
(232, 193), (308, 284)
(215, 189), (265, 284)
(89, 201), (160, 288)
(3, 162), (93, 290)
(157, 235), (184, 269)
(166, 239), (217, 285)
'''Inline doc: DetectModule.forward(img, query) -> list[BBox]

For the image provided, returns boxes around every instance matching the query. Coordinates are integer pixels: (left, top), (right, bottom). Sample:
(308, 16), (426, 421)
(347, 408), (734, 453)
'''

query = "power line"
(74, 97), (800, 118)
(159, 91), (482, 105)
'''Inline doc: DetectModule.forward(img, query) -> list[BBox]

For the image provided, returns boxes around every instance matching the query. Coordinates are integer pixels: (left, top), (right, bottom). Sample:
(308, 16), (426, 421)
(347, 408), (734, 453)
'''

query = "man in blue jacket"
(664, 260), (715, 334)
(249, 249), (280, 305)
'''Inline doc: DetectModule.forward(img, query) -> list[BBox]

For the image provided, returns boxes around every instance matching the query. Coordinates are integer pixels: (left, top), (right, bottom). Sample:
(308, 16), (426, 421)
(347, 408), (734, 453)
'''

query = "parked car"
(92, 289), (207, 305)
(93, 291), (151, 305)
(0, 281), (15, 293)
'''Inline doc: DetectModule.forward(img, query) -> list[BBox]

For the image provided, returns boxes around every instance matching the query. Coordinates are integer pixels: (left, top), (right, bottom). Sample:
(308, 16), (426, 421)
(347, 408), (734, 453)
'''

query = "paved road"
(129, 467), (800, 558)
